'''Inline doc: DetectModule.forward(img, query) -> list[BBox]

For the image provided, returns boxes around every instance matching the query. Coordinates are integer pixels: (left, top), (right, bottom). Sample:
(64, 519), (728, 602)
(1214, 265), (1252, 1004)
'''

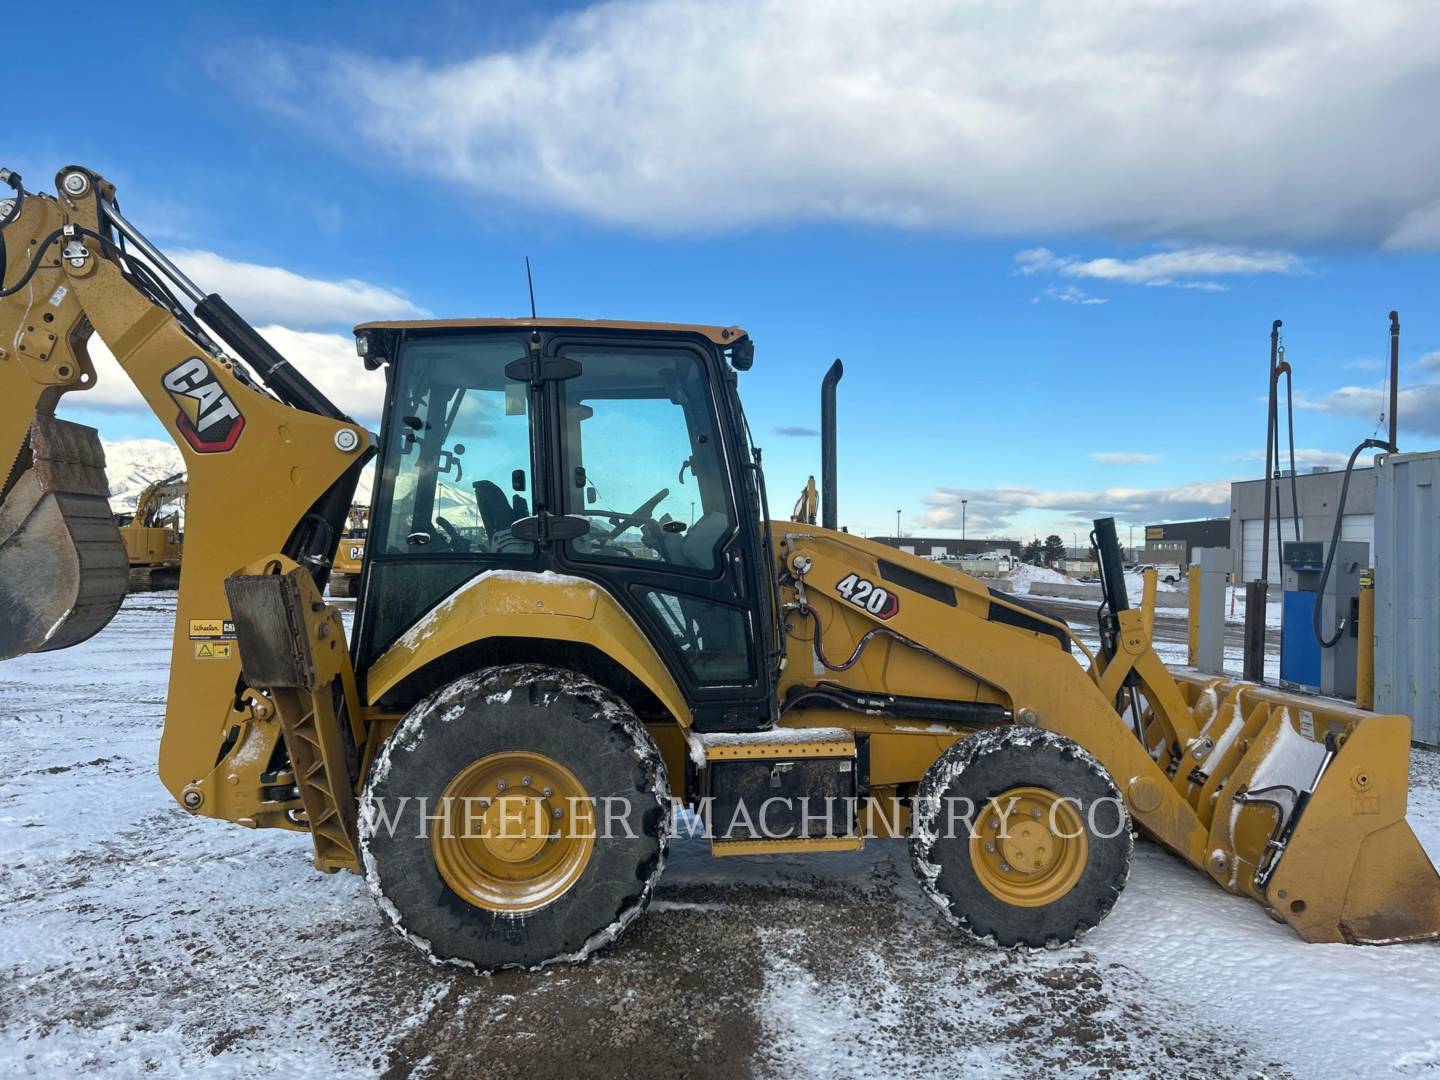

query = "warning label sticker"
(189, 619), (237, 640)
(193, 641), (233, 660)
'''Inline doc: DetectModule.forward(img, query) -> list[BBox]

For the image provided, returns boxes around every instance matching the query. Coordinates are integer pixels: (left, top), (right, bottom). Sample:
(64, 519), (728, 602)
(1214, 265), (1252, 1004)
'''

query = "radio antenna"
(525, 256), (537, 319)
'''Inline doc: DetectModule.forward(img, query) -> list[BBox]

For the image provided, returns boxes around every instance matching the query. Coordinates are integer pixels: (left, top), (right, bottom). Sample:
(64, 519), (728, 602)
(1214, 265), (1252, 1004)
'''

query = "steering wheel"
(435, 516), (470, 551)
(602, 487), (669, 542)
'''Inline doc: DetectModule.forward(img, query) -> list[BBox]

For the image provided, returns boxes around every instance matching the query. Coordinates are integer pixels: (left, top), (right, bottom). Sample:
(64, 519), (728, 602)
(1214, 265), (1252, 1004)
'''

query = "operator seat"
(681, 511), (729, 569)
(473, 480), (529, 552)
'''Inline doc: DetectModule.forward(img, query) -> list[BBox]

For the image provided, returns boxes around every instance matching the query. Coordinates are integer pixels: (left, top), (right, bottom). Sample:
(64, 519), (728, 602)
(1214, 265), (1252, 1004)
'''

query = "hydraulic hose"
(1313, 438), (1391, 648)
(0, 169), (23, 229)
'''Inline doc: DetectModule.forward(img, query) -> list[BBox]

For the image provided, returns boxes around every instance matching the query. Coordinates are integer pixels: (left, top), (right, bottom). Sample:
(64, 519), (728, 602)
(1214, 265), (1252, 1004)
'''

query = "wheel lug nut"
(542, 786), (554, 797)
(521, 775), (532, 786)
(497, 779), (508, 790)
(985, 842), (996, 853)
(552, 807), (563, 820)
(1001, 862), (1012, 872)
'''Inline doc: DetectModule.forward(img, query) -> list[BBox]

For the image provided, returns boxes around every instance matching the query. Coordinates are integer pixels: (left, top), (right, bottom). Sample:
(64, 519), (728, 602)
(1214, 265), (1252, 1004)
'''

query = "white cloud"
(1089, 452), (1159, 465)
(1421, 351), (1440, 373)
(71, 324), (385, 425)
(1297, 381), (1440, 437)
(1383, 200), (1440, 251)
(1231, 447), (1359, 468)
(1033, 285), (1107, 306)
(920, 479), (1231, 535)
(229, 1), (1440, 247)
(169, 250), (427, 327)
(1016, 245), (1300, 290)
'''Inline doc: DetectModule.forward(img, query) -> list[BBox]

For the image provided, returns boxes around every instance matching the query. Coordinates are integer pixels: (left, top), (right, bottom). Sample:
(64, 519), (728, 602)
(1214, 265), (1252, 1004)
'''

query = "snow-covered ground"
(3, 596), (1438, 1077)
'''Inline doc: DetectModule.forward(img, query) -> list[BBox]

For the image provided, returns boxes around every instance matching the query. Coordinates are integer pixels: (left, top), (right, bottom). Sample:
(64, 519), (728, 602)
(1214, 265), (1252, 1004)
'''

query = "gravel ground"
(2, 594), (1438, 1078)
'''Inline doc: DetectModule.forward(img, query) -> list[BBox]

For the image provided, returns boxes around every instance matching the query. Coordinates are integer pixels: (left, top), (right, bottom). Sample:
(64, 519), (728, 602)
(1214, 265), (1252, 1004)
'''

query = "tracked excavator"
(116, 471), (186, 590)
(3, 165), (1438, 970)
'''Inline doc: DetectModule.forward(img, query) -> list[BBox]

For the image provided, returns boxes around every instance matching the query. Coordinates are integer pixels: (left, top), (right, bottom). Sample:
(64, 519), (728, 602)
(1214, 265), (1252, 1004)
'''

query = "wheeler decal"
(163, 357), (245, 453)
(834, 573), (899, 619)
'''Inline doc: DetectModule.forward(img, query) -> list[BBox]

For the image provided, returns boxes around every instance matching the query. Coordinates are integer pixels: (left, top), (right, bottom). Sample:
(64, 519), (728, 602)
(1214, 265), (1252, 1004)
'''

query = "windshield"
(376, 334), (535, 557)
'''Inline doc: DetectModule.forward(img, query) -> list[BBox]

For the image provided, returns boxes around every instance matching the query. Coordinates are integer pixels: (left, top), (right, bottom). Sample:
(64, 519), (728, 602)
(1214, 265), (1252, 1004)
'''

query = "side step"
(0, 417), (126, 659)
(692, 728), (865, 856)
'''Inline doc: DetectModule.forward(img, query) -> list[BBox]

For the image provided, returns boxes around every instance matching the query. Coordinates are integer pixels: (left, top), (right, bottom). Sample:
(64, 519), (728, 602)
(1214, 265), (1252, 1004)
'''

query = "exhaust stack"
(821, 359), (843, 530)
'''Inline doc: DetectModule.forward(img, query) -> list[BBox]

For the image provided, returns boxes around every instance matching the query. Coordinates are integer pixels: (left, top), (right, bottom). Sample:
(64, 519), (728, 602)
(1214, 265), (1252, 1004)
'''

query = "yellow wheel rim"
(431, 750), (595, 914)
(969, 786), (1088, 908)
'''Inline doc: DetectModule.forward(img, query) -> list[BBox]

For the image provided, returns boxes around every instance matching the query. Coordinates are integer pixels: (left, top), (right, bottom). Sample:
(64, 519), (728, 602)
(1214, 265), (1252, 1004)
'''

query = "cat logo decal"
(163, 357), (245, 453)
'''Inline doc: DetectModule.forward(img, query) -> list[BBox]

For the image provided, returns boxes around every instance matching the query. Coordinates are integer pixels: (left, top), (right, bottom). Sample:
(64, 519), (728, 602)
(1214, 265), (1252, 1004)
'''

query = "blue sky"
(12, 0), (1440, 541)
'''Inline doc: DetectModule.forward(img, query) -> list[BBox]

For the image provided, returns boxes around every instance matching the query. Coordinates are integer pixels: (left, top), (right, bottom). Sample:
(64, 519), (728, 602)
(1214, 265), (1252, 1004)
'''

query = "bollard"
(1188, 571), (1201, 666)
(1194, 549), (1228, 675)
(1243, 579), (1268, 682)
(1357, 568), (1375, 710)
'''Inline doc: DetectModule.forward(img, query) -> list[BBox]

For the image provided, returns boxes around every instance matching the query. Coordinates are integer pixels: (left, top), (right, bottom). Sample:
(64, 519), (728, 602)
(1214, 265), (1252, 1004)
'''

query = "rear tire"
(910, 725), (1132, 948)
(359, 664), (670, 971)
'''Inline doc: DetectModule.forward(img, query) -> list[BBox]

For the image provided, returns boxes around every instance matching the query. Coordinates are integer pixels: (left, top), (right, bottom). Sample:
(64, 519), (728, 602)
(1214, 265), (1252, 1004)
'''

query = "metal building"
(1141, 519), (1229, 566)
(1374, 450), (1440, 747)
(1229, 466), (1379, 587)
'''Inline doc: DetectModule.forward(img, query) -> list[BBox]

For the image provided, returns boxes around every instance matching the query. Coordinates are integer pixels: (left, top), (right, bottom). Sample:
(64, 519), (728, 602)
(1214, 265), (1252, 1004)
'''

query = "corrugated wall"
(1375, 451), (1440, 747)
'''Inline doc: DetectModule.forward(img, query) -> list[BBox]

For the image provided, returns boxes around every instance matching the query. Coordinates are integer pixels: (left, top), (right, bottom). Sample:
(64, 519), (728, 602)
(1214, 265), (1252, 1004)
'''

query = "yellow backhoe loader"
(3, 165), (1437, 971)
(116, 471), (185, 590)
(328, 502), (369, 599)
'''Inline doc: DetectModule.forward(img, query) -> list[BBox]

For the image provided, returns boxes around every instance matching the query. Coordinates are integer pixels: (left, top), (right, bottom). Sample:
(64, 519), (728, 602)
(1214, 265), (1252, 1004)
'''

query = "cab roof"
(353, 317), (748, 346)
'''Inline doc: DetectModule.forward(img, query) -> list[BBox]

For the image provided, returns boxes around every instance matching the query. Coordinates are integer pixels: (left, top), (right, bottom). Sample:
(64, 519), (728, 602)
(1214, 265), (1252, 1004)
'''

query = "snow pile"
(1004, 564), (1068, 595)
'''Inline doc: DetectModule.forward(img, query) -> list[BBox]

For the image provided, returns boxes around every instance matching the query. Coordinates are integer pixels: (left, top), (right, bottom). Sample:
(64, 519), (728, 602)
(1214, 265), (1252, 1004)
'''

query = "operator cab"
(350, 319), (777, 731)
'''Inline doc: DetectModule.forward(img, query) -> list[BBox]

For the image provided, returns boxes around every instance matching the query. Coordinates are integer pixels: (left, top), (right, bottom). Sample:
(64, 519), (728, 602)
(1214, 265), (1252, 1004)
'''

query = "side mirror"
(511, 469), (526, 492)
(587, 486), (597, 505)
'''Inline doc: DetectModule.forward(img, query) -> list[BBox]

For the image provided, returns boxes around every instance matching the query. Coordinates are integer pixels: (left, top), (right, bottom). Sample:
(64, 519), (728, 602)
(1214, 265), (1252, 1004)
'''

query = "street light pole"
(896, 509), (901, 538)
(1128, 523), (1134, 560)
(961, 499), (967, 544)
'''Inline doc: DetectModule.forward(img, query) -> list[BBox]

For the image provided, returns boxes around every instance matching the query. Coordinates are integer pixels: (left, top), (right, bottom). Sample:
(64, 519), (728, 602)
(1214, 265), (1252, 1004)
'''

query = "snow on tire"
(910, 725), (1133, 949)
(358, 664), (671, 972)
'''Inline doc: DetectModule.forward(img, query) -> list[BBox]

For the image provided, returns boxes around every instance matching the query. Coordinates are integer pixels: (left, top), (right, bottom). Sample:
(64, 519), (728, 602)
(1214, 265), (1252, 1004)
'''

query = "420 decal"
(834, 573), (899, 619)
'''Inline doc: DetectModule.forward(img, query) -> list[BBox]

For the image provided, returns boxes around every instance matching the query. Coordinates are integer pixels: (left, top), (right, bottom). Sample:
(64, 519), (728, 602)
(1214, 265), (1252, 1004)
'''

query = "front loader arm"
(0, 166), (374, 825)
(779, 527), (1440, 944)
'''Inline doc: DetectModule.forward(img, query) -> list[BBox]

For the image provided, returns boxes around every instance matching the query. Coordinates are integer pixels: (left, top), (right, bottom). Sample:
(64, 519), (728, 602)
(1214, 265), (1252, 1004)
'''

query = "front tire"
(910, 726), (1132, 948)
(359, 664), (670, 971)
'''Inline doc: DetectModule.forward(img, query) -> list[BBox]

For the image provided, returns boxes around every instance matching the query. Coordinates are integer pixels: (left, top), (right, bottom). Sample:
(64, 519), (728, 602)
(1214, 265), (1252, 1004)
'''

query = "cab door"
(550, 337), (775, 731)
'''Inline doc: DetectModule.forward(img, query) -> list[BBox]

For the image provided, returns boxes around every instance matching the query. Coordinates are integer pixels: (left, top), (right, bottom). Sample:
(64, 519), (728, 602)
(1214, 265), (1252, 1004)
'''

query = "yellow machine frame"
(4, 165), (1437, 950)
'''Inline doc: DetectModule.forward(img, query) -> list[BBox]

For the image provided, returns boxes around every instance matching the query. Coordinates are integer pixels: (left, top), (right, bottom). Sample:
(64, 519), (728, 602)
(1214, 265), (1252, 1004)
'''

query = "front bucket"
(0, 416), (127, 659)
(1173, 673), (1440, 944)
(1266, 713), (1440, 943)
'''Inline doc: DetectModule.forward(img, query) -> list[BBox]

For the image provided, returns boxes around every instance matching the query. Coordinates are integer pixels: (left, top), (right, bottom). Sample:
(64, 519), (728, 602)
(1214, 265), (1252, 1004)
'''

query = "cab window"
(377, 334), (535, 557)
(559, 346), (734, 572)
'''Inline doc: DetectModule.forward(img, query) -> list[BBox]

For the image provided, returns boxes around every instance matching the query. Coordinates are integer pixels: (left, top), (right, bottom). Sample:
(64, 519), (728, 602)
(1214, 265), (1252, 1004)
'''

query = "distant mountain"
(99, 437), (375, 514)
(101, 439), (185, 514)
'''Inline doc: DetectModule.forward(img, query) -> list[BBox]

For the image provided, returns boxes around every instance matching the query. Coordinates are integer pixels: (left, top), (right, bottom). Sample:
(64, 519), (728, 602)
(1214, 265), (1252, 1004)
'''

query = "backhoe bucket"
(1173, 673), (1440, 944)
(0, 416), (127, 660)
